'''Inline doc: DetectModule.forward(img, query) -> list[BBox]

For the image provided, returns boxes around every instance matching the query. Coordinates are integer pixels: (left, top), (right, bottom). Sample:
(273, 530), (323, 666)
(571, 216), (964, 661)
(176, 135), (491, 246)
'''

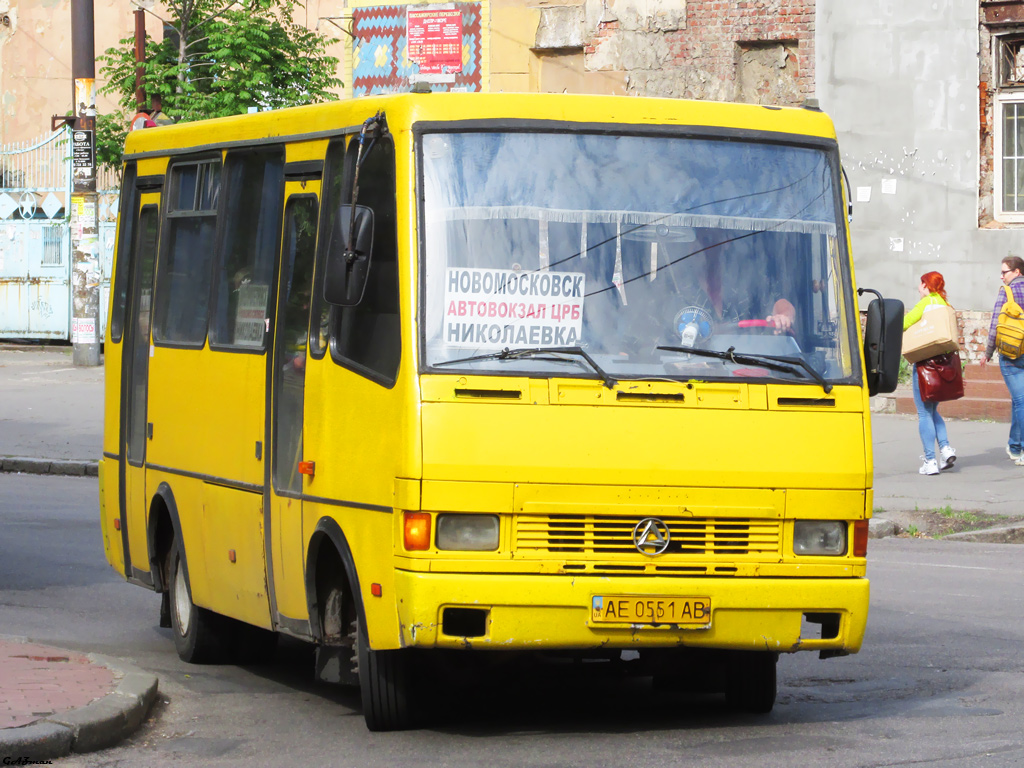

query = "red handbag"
(916, 351), (964, 403)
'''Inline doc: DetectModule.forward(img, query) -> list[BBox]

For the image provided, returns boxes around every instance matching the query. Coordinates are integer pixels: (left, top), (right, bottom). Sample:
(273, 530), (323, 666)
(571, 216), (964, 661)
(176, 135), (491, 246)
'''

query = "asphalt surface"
(0, 348), (156, 761)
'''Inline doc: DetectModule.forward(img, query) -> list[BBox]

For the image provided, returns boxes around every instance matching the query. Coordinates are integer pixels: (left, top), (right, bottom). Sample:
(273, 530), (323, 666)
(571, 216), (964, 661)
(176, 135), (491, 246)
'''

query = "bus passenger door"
(268, 190), (319, 626)
(121, 201), (160, 581)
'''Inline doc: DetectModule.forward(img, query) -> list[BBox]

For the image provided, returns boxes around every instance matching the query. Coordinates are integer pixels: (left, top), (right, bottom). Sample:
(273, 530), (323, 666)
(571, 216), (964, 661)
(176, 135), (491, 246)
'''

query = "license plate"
(591, 595), (711, 625)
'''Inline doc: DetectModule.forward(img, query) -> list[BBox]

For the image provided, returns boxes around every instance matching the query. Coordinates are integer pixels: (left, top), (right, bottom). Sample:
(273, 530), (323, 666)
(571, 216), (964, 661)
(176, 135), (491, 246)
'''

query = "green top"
(903, 293), (947, 331)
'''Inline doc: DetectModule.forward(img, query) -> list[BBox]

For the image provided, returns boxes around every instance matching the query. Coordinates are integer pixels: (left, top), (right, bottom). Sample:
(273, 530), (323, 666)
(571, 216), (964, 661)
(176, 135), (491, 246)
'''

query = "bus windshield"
(421, 130), (859, 386)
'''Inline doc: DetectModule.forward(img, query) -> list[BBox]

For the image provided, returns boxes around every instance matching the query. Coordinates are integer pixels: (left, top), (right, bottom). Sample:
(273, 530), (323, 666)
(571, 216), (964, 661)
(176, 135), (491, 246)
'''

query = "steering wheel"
(718, 318), (795, 336)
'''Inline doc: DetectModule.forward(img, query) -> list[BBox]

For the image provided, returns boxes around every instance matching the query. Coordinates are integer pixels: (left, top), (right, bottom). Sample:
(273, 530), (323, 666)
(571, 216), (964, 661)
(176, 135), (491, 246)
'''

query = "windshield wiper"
(435, 346), (617, 389)
(657, 345), (832, 394)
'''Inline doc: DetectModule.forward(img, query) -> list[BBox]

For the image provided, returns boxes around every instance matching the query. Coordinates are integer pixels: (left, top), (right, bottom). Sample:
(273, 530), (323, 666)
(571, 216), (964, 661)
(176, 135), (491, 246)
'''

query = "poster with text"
(444, 267), (586, 349)
(407, 7), (462, 77)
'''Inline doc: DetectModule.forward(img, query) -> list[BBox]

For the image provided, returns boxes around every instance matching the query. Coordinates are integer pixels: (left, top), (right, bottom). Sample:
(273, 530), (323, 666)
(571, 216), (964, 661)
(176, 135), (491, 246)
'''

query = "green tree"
(96, 0), (342, 174)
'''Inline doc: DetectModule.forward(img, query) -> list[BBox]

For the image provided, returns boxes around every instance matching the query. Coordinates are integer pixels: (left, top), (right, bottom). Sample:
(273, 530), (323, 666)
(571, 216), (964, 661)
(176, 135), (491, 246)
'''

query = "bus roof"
(123, 92), (838, 158)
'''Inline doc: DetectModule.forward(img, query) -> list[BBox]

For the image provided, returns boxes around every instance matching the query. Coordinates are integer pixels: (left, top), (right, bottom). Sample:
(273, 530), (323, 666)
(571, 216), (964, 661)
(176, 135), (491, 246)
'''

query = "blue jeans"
(1000, 355), (1024, 454)
(912, 363), (949, 461)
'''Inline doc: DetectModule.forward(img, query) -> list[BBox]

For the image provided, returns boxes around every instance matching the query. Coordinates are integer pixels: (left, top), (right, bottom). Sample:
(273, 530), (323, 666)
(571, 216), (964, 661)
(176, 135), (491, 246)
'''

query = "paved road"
(0, 347), (103, 462)
(3, 473), (1024, 767)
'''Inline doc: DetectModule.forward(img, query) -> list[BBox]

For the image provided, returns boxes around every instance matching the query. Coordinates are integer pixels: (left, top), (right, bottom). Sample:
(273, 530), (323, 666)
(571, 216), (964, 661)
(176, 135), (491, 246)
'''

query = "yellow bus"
(99, 92), (903, 731)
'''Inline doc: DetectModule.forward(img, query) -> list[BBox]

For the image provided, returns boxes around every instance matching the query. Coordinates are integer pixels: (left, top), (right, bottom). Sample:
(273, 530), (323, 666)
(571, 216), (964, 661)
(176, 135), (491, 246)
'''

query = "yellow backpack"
(996, 285), (1024, 359)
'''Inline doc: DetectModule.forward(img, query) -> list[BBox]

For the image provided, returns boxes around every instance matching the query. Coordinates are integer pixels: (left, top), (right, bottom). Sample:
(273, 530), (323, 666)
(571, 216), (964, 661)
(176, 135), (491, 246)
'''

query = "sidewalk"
(0, 348), (157, 759)
(871, 411), (1023, 517)
(0, 637), (157, 761)
(0, 346), (102, 475)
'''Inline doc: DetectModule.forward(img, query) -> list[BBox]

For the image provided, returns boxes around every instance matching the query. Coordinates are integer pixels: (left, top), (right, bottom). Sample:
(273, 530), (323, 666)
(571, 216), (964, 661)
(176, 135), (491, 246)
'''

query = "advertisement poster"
(350, 3), (481, 96)
(407, 8), (463, 78)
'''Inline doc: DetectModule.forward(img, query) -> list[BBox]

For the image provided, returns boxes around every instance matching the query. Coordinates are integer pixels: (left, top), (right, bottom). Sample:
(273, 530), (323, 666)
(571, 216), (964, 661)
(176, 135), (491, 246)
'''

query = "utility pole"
(135, 9), (146, 112)
(70, 0), (100, 366)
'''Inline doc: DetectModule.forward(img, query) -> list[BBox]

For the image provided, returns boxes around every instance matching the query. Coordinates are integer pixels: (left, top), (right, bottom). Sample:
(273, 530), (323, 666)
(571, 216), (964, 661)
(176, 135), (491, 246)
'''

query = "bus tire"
(725, 652), (777, 714)
(168, 538), (229, 664)
(357, 620), (415, 731)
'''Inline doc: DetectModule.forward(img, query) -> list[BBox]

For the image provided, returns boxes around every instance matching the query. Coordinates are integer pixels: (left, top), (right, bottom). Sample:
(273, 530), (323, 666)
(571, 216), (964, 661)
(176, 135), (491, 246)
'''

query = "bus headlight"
(793, 520), (847, 556)
(436, 514), (499, 551)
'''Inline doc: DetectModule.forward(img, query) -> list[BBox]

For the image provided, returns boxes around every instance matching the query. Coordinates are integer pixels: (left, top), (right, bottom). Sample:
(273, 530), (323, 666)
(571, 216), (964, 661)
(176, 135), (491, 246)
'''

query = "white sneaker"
(919, 458), (939, 475)
(1008, 445), (1023, 462)
(939, 445), (956, 470)
(1016, 455), (1024, 467)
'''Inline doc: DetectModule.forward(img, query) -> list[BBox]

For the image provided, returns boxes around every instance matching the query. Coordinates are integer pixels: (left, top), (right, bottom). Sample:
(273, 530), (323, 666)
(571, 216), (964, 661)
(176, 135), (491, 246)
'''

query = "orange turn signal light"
(403, 512), (432, 551)
(298, 460), (315, 477)
(853, 520), (869, 557)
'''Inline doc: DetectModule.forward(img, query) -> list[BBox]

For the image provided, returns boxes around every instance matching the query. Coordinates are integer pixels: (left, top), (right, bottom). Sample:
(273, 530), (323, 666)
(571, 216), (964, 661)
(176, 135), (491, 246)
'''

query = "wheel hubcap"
(174, 558), (191, 636)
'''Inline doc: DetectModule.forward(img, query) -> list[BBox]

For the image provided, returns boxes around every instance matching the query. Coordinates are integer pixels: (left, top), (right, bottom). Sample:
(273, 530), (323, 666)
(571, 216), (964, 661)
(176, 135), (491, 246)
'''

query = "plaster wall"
(0, 1), (139, 146)
(818, 0), (1017, 313)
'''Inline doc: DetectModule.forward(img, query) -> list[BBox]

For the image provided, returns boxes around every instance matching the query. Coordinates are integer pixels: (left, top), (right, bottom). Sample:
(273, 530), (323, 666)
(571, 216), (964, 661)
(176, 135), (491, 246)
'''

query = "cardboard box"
(902, 304), (960, 363)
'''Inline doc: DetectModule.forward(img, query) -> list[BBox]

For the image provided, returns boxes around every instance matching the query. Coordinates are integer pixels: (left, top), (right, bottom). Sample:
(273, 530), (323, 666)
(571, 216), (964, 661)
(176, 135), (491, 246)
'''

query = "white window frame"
(994, 32), (1024, 223)
(995, 91), (1024, 223)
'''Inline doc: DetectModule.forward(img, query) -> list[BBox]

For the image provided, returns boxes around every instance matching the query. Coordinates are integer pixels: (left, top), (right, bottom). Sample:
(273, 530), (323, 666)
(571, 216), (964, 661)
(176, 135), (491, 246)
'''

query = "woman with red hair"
(903, 271), (957, 475)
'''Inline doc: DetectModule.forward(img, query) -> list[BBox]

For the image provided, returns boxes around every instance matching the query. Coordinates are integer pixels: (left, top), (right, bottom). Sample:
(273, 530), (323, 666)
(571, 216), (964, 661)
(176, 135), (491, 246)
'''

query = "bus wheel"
(168, 538), (228, 664)
(725, 652), (777, 714)
(357, 619), (415, 731)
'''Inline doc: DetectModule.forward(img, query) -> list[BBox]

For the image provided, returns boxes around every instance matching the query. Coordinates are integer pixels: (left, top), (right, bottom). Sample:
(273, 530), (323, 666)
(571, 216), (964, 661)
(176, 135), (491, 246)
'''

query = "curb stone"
(0, 655), (158, 761)
(868, 518), (898, 538)
(942, 523), (1024, 543)
(0, 457), (98, 477)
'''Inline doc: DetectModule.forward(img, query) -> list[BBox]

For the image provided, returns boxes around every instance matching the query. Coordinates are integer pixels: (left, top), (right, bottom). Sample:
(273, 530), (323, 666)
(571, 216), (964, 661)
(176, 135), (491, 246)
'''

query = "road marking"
(874, 560), (1010, 572)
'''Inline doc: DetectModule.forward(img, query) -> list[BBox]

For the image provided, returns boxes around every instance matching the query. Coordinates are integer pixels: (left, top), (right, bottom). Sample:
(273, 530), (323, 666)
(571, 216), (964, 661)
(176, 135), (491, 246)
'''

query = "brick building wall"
(488, 0), (816, 105)
(629, 0), (816, 103)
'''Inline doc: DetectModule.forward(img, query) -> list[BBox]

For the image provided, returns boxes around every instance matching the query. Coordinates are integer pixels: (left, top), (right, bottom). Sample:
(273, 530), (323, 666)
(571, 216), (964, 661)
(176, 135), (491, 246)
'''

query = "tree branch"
(184, 34), (214, 51)
(129, 0), (170, 27)
(192, 0), (242, 31)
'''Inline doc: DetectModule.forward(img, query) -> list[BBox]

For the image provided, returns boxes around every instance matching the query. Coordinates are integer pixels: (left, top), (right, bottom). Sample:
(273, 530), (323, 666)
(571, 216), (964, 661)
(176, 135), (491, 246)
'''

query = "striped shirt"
(986, 276), (1024, 358)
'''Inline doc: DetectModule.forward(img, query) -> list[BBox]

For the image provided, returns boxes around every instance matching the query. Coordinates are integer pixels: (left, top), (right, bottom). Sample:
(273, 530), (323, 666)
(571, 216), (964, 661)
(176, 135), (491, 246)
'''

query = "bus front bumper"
(391, 571), (868, 654)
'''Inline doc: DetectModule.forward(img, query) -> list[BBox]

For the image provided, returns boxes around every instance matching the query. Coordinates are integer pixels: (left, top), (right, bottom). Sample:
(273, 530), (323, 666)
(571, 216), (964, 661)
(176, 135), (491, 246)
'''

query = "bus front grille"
(515, 515), (781, 558)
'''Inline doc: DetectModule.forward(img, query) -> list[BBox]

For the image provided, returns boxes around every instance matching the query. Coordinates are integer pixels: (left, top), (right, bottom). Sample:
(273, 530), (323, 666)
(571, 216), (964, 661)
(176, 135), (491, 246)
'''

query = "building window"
(994, 34), (1024, 221)
(999, 35), (1024, 87)
(1002, 99), (1024, 215)
(41, 226), (63, 266)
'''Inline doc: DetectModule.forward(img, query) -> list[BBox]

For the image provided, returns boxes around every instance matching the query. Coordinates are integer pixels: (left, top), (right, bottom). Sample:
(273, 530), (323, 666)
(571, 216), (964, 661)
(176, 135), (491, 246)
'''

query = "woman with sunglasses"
(981, 256), (1024, 463)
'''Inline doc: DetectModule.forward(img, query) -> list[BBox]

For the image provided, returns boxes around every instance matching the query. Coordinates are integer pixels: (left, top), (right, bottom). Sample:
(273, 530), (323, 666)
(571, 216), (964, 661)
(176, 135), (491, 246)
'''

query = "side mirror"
(324, 205), (374, 307)
(862, 294), (904, 396)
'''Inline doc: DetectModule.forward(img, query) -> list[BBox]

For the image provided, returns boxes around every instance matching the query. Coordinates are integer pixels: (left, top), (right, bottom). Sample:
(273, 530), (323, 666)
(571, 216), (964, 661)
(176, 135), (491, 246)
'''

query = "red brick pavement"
(0, 640), (118, 730)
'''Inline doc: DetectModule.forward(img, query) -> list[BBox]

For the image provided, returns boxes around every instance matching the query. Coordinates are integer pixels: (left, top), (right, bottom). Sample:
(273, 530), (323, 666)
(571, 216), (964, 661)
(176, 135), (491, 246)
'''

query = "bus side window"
(209, 149), (285, 351)
(108, 162), (139, 343)
(153, 158), (221, 345)
(328, 136), (400, 385)
(309, 137), (354, 359)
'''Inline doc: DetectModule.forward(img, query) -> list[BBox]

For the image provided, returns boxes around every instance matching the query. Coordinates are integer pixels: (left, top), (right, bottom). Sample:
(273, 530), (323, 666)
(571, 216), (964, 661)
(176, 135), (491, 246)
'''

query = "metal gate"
(0, 126), (118, 340)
